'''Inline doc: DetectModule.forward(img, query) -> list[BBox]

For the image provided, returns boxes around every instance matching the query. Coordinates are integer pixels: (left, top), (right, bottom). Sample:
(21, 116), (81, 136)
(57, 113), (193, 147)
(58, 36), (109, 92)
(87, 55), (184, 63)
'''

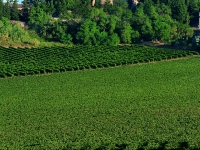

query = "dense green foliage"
(0, 1), (199, 148)
(0, 17), (40, 46)
(0, 0), (3, 20)
(0, 45), (198, 78)
(0, 0), (199, 45)
(22, 0), (29, 21)
(0, 58), (200, 149)
(11, 0), (20, 21)
(3, 1), (11, 20)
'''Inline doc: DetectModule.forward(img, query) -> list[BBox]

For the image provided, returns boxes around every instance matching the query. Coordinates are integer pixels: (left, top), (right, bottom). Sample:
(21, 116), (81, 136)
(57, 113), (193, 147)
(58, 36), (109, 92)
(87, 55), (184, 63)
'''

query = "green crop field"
(0, 57), (200, 149)
(0, 45), (198, 78)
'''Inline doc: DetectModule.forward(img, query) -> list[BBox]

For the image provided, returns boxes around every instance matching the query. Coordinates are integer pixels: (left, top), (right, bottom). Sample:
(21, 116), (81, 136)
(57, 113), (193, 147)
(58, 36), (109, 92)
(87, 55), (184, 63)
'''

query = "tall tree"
(45, 0), (55, 15)
(49, 20), (72, 44)
(28, 6), (49, 27)
(3, 1), (11, 20)
(107, 15), (119, 34)
(76, 19), (98, 45)
(143, 0), (154, 17)
(132, 3), (154, 40)
(72, 0), (92, 18)
(11, 0), (19, 20)
(120, 22), (133, 44)
(96, 9), (108, 32)
(188, 0), (199, 24)
(0, 0), (3, 20)
(170, 0), (188, 24)
(22, 0), (29, 21)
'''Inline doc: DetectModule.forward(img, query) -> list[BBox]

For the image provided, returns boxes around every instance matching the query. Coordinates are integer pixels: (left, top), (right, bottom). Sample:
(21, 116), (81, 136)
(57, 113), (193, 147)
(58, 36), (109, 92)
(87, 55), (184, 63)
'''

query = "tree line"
(0, 0), (199, 46)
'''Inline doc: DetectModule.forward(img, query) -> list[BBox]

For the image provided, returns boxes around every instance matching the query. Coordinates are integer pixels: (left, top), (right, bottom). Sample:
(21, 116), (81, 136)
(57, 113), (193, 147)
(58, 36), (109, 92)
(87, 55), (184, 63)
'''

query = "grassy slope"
(0, 58), (200, 149)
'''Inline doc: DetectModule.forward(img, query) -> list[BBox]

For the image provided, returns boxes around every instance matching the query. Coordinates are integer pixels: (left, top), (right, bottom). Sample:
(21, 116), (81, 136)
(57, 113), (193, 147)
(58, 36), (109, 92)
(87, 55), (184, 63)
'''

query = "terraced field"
(0, 57), (200, 149)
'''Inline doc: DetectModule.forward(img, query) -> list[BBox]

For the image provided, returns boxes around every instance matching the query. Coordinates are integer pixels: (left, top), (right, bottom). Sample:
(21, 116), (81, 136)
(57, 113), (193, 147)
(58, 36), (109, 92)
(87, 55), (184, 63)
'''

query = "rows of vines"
(0, 45), (198, 78)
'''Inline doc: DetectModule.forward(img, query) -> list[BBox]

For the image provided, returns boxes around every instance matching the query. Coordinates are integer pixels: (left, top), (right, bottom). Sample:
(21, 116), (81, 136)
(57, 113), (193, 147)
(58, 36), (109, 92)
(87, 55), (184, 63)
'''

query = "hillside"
(0, 0), (200, 47)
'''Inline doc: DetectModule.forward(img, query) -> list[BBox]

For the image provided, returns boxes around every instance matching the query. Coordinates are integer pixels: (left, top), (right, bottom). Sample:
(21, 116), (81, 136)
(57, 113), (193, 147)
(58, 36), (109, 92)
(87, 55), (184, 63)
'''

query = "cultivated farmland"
(0, 57), (200, 149)
(0, 45), (198, 78)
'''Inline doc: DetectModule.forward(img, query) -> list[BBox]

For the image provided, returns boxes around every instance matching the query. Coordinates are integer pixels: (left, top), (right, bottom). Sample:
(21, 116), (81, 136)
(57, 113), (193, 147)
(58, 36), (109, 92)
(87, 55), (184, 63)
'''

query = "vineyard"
(0, 45), (198, 78)
(0, 57), (200, 149)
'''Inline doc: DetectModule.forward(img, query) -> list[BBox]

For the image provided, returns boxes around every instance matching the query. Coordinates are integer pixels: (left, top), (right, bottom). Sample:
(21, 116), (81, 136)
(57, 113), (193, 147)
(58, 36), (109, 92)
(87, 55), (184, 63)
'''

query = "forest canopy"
(0, 0), (199, 46)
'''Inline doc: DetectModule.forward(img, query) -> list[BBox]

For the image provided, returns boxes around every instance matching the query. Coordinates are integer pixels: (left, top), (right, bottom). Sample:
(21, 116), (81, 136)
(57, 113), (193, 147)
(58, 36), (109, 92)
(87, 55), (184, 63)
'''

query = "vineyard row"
(0, 45), (198, 78)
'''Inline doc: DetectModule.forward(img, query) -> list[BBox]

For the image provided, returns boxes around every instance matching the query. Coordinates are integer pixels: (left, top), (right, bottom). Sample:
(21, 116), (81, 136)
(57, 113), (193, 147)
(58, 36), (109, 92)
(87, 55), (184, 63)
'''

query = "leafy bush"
(0, 17), (41, 45)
